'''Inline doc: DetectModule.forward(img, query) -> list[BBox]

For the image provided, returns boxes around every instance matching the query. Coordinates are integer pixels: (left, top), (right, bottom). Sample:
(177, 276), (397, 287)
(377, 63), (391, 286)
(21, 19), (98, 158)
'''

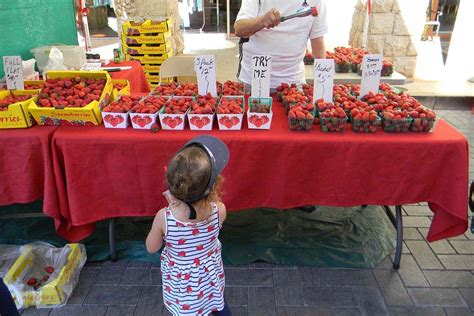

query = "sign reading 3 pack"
(3, 56), (24, 90)
(313, 59), (335, 103)
(194, 55), (217, 97)
(251, 55), (271, 98)
(360, 54), (383, 97)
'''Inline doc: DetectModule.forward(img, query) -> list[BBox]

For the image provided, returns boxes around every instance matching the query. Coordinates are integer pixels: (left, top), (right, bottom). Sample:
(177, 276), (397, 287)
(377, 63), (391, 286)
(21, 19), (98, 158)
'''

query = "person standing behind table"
(146, 135), (231, 316)
(234, 0), (328, 90)
(0, 277), (20, 316)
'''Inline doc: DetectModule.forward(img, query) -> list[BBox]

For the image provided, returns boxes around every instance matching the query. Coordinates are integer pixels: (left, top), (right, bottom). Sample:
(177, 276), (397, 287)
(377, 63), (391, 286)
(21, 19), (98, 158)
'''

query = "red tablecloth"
(44, 101), (469, 243)
(0, 126), (57, 205)
(105, 61), (150, 94)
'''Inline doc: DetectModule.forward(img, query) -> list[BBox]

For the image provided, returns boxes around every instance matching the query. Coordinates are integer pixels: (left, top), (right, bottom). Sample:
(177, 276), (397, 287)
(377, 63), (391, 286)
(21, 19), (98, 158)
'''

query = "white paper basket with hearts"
(101, 112), (129, 129)
(188, 113), (214, 131)
(159, 108), (187, 130)
(247, 110), (273, 130)
(217, 114), (244, 130)
(129, 112), (159, 129)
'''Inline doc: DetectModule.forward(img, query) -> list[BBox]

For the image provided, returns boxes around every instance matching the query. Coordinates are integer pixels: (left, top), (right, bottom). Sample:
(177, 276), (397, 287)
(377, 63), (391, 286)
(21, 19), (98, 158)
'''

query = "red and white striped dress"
(161, 202), (225, 316)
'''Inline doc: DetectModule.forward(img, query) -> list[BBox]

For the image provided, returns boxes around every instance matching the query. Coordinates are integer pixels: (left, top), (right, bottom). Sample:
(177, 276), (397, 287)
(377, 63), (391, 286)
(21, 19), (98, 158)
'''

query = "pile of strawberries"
(24, 82), (44, 90)
(249, 98), (271, 113)
(217, 97), (244, 114)
(409, 107), (436, 132)
(113, 82), (127, 91)
(173, 83), (198, 96)
(350, 107), (381, 133)
(130, 96), (167, 114)
(189, 94), (217, 114)
(163, 97), (193, 114)
(37, 77), (105, 108)
(222, 81), (244, 95)
(26, 266), (55, 290)
(151, 82), (178, 96)
(276, 82), (298, 102)
(319, 105), (347, 132)
(0, 94), (34, 111)
(103, 95), (142, 113)
(288, 104), (315, 131)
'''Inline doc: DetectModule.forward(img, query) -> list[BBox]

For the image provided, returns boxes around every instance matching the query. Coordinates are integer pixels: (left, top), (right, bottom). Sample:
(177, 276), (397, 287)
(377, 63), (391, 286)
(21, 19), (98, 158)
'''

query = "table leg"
(383, 205), (403, 270)
(109, 218), (117, 262)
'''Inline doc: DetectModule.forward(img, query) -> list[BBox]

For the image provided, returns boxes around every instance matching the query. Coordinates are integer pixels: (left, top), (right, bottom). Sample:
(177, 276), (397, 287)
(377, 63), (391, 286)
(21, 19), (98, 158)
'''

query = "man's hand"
(259, 8), (281, 29)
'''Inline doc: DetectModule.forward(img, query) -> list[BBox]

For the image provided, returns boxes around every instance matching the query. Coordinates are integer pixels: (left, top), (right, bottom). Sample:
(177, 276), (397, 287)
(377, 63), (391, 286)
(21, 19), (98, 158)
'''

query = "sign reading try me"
(251, 55), (271, 98)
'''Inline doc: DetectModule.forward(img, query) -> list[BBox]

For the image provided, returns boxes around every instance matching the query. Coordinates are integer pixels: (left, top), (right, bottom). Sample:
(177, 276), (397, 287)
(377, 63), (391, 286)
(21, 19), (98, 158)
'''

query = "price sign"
(81, 62), (102, 71)
(360, 54), (383, 97)
(194, 55), (217, 97)
(251, 55), (272, 98)
(3, 56), (24, 90)
(313, 59), (335, 103)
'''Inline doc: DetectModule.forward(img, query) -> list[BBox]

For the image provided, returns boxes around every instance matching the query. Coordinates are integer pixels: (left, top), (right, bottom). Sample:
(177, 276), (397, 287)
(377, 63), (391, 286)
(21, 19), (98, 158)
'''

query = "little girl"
(146, 135), (231, 316)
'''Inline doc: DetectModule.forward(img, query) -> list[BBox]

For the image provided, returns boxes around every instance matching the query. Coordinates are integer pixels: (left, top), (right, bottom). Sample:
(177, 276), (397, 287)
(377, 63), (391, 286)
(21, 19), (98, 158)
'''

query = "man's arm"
(234, 8), (281, 38)
(311, 36), (326, 59)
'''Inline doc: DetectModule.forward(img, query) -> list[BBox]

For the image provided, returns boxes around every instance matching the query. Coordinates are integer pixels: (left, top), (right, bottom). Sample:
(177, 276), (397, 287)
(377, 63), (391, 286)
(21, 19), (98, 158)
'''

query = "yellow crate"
(4, 244), (86, 309)
(142, 64), (161, 72)
(149, 79), (174, 88)
(0, 80), (44, 93)
(125, 49), (174, 64)
(0, 90), (38, 129)
(144, 72), (161, 81)
(123, 31), (171, 45)
(122, 19), (172, 35)
(124, 41), (172, 55)
(29, 71), (112, 126)
(111, 79), (131, 101)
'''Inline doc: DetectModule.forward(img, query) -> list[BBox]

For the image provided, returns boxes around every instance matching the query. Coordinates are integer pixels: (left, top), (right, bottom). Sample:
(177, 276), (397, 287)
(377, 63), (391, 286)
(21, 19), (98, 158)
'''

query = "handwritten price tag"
(251, 55), (272, 98)
(360, 54), (383, 97)
(3, 56), (24, 90)
(313, 59), (335, 103)
(194, 55), (217, 97)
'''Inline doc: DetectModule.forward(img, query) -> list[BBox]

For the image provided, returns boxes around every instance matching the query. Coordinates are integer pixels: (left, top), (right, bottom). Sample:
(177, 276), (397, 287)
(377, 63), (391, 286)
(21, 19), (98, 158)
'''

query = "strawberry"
(217, 97), (244, 114)
(409, 106), (436, 132)
(150, 123), (160, 133)
(173, 82), (198, 96)
(151, 82), (178, 96)
(288, 104), (315, 131)
(222, 80), (244, 95)
(45, 266), (55, 274)
(381, 108), (412, 133)
(350, 107), (381, 133)
(103, 95), (142, 113)
(130, 96), (167, 114)
(163, 97), (193, 114)
(0, 94), (35, 111)
(319, 105), (347, 132)
(27, 277), (38, 286)
(189, 93), (217, 114)
(311, 6), (318, 16)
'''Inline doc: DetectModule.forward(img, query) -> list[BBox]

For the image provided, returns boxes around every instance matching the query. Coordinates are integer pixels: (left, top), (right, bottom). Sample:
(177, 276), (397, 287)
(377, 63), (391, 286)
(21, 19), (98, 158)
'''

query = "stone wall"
(349, 0), (418, 77)
(113, 0), (184, 54)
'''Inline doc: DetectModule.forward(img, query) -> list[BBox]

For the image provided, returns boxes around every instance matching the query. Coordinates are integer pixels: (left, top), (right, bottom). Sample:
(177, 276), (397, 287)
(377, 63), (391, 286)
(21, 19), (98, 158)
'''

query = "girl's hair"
(167, 146), (223, 204)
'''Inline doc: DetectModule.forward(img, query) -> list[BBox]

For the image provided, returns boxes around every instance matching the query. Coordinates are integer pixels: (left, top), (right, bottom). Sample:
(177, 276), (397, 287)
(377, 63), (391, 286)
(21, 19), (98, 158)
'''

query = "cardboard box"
(111, 79), (130, 101)
(0, 90), (38, 129)
(217, 96), (245, 131)
(122, 19), (172, 35)
(124, 42), (172, 55)
(3, 244), (86, 309)
(123, 31), (171, 45)
(29, 71), (112, 126)
(125, 50), (174, 64)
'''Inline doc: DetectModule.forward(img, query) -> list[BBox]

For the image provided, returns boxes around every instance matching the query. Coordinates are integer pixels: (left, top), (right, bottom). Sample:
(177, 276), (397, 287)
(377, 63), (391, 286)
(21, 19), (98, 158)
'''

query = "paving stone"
(298, 267), (321, 286)
(450, 241), (474, 254)
(406, 240), (444, 270)
(127, 261), (152, 268)
(373, 269), (413, 306)
(228, 306), (248, 316)
(150, 268), (162, 286)
(352, 286), (388, 315)
(448, 234), (468, 241)
(438, 255), (474, 270)
(225, 268), (273, 286)
(84, 261), (103, 267)
(84, 285), (142, 305)
(403, 205), (433, 216)
(76, 267), (100, 287)
(332, 307), (362, 316)
(249, 261), (272, 269)
(444, 307), (474, 316)
(100, 259), (128, 267)
(120, 268), (151, 286)
(404, 228), (424, 240)
(67, 283), (91, 304)
(403, 217), (431, 228)
(105, 306), (136, 316)
(94, 266), (126, 285)
(302, 286), (356, 307)
(135, 286), (163, 316)
(458, 288), (474, 309)
(407, 288), (467, 307)
(22, 309), (52, 316)
(430, 240), (457, 254)
(225, 286), (248, 306)
(320, 269), (377, 286)
(375, 256), (394, 270)
(387, 307), (447, 315)
(276, 306), (332, 316)
(397, 255), (429, 287)
(50, 306), (107, 316)
(248, 287), (276, 316)
(424, 271), (474, 288)
(273, 269), (303, 306)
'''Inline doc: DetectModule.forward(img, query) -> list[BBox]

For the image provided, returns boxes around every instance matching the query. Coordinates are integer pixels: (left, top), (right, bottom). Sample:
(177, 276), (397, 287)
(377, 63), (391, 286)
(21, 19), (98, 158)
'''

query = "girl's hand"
(146, 209), (166, 253)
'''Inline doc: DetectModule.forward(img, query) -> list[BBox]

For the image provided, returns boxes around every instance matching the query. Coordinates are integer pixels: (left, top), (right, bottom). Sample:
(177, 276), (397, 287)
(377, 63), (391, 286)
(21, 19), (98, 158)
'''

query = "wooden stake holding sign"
(360, 54), (383, 97)
(194, 55), (217, 97)
(251, 55), (272, 98)
(3, 56), (24, 90)
(313, 59), (335, 102)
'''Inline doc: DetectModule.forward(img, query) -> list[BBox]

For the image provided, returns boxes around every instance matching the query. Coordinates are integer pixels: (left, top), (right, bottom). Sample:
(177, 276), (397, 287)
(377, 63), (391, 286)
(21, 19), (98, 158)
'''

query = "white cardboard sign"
(251, 55), (272, 98)
(313, 59), (335, 103)
(3, 56), (24, 90)
(360, 54), (383, 97)
(194, 55), (217, 97)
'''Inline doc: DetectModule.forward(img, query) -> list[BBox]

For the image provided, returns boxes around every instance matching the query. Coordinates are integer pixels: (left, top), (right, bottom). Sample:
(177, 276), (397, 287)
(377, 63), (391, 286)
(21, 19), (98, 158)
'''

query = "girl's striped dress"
(161, 202), (225, 316)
